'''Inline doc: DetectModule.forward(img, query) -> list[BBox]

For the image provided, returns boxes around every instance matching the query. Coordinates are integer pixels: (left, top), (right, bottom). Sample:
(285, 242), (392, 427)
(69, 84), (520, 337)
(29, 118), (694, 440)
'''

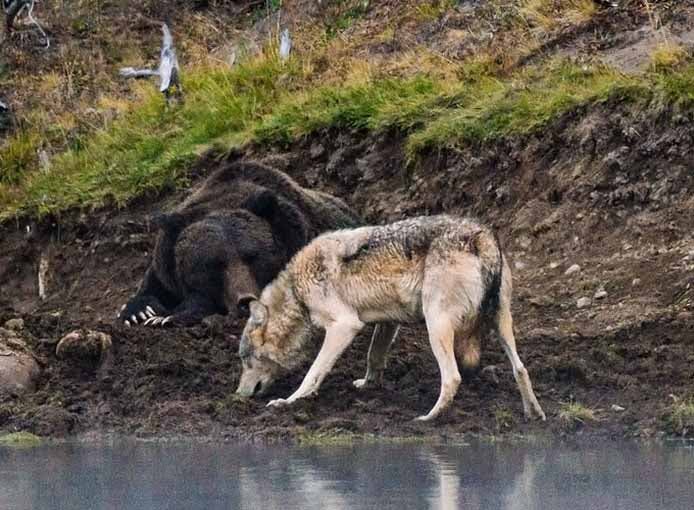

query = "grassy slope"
(0, 0), (692, 220)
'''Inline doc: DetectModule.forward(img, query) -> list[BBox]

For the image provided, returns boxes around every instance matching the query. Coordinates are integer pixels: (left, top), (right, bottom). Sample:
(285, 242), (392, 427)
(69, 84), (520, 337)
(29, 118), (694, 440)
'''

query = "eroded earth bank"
(1, 95), (693, 442)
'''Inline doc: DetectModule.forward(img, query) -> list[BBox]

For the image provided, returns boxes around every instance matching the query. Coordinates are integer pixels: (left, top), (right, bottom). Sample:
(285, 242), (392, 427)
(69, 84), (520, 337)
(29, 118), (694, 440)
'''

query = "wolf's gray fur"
(237, 214), (545, 422)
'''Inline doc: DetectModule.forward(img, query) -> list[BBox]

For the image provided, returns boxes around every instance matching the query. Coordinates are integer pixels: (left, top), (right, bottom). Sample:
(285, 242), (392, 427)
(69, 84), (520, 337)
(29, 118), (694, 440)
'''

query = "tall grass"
(1, 50), (692, 220)
(0, 54), (303, 219)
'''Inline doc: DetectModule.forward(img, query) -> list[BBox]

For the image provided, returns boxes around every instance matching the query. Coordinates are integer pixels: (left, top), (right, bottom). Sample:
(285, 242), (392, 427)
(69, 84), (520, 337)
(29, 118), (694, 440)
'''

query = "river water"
(1, 439), (693, 510)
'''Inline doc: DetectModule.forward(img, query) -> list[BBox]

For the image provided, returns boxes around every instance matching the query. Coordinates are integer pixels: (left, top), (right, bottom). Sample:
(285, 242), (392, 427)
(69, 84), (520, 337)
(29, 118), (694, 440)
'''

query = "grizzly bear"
(118, 155), (360, 327)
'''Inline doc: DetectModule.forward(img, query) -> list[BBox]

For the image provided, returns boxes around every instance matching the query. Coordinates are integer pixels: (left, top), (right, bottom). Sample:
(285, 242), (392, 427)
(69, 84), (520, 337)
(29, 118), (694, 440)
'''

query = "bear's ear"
(241, 189), (278, 220)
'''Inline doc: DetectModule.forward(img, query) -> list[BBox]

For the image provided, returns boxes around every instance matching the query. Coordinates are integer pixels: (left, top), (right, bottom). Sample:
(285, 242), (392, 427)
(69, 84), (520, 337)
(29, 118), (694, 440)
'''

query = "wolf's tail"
(454, 228), (504, 371)
(475, 229), (504, 323)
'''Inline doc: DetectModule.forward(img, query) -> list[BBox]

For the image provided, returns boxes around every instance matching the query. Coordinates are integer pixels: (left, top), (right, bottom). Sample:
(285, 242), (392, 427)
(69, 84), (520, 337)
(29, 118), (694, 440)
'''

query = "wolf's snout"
(236, 372), (268, 398)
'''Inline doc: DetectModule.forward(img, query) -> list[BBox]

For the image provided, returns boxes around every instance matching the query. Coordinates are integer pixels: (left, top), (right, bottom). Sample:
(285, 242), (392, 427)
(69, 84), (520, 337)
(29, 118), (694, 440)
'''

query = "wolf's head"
(235, 288), (313, 398)
(235, 301), (283, 398)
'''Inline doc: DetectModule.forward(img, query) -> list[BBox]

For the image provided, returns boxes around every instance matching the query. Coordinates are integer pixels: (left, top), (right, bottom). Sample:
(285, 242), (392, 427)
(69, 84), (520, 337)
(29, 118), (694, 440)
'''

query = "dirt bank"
(1, 90), (693, 442)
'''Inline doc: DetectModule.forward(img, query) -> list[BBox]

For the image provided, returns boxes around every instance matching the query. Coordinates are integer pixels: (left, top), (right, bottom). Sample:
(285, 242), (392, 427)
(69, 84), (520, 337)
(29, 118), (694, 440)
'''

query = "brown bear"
(118, 155), (360, 327)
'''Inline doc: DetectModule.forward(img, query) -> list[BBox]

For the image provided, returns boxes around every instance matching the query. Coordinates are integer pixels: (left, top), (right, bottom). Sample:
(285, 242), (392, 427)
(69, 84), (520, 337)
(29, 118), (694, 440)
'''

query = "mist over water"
(1, 440), (693, 510)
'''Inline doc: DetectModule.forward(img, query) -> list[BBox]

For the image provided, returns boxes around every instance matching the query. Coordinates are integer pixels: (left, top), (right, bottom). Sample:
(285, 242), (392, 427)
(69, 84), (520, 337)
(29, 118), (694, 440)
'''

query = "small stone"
(611, 404), (625, 412)
(309, 143), (325, 159)
(0, 327), (18, 340)
(594, 289), (608, 300)
(577, 297), (591, 308)
(549, 262), (560, 269)
(565, 264), (581, 276)
(0, 340), (40, 394)
(4, 319), (24, 332)
(632, 278), (641, 286)
(514, 260), (526, 270)
(56, 330), (113, 372)
(518, 236), (532, 249)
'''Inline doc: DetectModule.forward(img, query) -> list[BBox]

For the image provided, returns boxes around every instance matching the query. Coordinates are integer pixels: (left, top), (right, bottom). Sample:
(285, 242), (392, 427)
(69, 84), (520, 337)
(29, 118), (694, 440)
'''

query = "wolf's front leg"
(267, 318), (363, 407)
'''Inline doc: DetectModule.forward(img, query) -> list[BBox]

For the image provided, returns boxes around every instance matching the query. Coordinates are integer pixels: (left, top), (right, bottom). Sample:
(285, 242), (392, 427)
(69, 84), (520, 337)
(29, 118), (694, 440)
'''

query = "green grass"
(253, 76), (444, 145)
(0, 432), (43, 447)
(558, 402), (598, 429)
(325, 0), (372, 38)
(665, 398), (694, 436)
(0, 54), (303, 219)
(405, 61), (643, 156)
(1, 52), (692, 221)
(296, 429), (435, 446)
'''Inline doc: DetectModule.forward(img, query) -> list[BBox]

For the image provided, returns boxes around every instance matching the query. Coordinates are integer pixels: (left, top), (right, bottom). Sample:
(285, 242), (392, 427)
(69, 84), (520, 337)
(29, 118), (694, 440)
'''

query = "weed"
(494, 407), (515, 431)
(665, 397), (694, 436)
(414, 0), (457, 22)
(651, 42), (689, 72)
(0, 432), (43, 447)
(325, 0), (371, 38)
(558, 401), (597, 429)
(0, 131), (39, 185)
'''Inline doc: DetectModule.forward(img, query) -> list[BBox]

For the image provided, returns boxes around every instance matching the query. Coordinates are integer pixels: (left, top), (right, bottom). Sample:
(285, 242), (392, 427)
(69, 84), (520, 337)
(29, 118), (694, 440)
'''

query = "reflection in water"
(1, 439), (694, 510)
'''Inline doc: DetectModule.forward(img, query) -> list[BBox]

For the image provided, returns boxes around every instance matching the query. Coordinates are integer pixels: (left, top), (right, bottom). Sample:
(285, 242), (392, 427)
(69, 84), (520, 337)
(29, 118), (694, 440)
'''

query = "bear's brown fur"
(118, 155), (360, 327)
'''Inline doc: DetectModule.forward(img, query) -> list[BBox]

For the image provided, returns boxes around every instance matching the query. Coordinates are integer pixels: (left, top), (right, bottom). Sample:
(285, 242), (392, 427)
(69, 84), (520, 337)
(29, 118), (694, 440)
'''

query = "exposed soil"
(1, 0), (694, 443)
(1, 87), (693, 442)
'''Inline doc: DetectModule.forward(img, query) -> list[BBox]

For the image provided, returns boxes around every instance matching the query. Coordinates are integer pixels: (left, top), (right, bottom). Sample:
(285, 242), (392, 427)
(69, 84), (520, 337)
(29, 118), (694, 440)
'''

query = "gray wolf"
(236, 214), (545, 422)
(118, 154), (360, 327)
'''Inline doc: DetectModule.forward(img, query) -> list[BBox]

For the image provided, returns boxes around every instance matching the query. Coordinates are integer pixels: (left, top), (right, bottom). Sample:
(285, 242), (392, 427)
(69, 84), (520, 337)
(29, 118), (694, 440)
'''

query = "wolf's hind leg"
(496, 303), (546, 420)
(268, 318), (363, 407)
(354, 323), (400, 389)
(416, 313), (461, 422)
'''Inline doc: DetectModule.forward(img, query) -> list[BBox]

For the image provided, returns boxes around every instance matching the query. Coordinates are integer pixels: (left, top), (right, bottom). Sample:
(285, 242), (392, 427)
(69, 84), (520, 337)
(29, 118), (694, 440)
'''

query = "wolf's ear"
(249, 301), (268, 329)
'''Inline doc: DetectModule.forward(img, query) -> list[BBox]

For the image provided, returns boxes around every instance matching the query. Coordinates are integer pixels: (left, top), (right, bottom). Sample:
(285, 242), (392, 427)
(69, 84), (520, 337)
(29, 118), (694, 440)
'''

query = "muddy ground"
(1, 89), (693, 442)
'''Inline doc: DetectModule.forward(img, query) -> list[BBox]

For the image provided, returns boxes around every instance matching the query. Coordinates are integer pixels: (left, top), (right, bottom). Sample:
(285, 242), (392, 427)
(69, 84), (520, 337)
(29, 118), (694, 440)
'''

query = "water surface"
(1, 439), (693, 509)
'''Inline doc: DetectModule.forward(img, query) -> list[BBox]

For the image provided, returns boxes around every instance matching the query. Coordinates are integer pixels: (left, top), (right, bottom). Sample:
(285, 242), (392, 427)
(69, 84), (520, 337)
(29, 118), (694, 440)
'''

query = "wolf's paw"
(524, 405), (547, 422)
(353, 378), (368, 389)
(267, 398), (290, 408)
(414, 413), (437, 422)
(353, 377), (380, 390)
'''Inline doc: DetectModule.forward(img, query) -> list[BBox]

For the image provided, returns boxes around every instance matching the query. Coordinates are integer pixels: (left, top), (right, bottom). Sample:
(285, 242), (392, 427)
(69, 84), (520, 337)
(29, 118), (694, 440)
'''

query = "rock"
(565, 264), (581, 276)
(549, 262), (560, 269)
(632, 278), (641, 286)
(309, 142), (325, 159)
(56, 330), (112, 373)
(594, 289), (608, 300)
(24, 405), (76, 437)
(202, 314), (227, 336)
(4, 318), (24, 331)
(0, 340), (40, 394)
(518, 235), (532, 249)
(528, 296), (553, 308)
(611, 404), (625, 412)
(577, 297), (591, 308)
(0, 327), (18, 340)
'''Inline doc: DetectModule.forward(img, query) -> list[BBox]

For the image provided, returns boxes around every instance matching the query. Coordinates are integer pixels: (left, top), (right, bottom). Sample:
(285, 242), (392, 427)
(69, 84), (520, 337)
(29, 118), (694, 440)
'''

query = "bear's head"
(226, 188), (311, 317)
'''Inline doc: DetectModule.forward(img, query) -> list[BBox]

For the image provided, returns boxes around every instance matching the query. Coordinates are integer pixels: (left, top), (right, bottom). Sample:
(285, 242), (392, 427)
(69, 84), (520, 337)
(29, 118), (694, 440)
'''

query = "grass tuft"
(665, 397), (694, 436)
(0, 431), (43, 447)
(558, 401), (597, 429)
(494, 407), (515, 431)
(1, 38), (693, 221)
(651, 42), (689, 72)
